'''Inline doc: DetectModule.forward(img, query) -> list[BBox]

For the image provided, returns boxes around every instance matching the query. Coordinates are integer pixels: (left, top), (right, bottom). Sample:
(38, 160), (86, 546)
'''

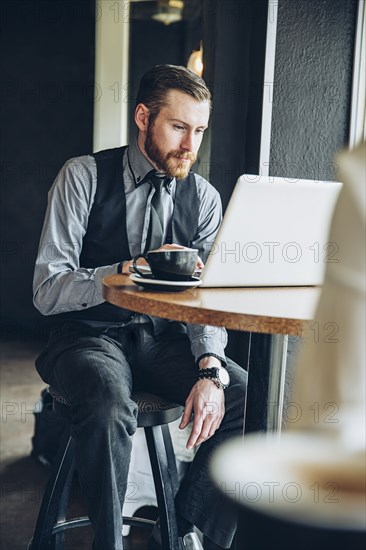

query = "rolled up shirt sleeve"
(186, 323), (228, 366)
(33, 156), (120, 316)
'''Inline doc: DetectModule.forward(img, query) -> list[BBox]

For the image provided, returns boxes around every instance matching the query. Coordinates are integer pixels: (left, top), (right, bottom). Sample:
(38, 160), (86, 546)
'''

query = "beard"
(144, 122), (197, 180)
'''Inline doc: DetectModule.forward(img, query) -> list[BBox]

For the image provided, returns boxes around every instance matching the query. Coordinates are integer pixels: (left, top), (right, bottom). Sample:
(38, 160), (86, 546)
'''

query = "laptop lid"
(201, 175), (343, 287)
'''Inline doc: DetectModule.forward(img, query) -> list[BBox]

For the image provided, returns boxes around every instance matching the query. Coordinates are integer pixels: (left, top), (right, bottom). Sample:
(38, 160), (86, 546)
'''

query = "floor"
(0, 340), (157, 550)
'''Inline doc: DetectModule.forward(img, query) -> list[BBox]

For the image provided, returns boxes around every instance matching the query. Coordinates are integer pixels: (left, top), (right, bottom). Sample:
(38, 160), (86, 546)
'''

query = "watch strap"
(197, 367), (229, 389)
(198, 367), (220, 378)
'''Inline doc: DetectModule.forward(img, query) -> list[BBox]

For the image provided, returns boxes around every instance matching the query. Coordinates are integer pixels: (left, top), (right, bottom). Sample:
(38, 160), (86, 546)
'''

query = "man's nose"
(180, 132), (195, 152)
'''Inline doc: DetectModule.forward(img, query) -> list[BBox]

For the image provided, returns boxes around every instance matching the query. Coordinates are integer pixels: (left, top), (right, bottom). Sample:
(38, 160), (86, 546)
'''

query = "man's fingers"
(180, 399), (193, 429)
(208, 424), (218, 439)
(193, 418), (214, 446)
(195, 412), (224, 446)
(186, 416), (204, 449)
(196, 256), (204, 269)
(188, 408), (223, 448)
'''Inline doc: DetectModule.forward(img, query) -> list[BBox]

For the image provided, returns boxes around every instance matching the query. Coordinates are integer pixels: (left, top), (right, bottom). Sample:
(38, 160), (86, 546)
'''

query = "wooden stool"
(28, 388), (184, 550)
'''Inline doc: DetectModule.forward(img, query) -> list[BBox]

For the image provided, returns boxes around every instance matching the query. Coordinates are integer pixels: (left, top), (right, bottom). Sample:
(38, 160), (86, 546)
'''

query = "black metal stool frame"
(28, 389), (184, 550)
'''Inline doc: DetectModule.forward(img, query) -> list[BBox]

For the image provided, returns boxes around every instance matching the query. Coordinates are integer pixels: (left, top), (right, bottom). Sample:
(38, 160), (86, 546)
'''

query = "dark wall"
(270, 0), (357, 180)
(203, 0), (268, 211)
(0, 0), (95, 339)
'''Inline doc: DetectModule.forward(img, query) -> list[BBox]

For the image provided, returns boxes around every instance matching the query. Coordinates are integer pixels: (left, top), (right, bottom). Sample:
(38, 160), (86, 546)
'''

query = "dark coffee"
(133, 249), (198, 281)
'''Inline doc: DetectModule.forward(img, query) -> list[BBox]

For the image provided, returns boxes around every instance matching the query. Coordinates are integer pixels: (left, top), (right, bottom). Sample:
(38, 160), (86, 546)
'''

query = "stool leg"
(161, 424), (180, 495)
(144, 425), (180, 550)
(53, 438), (75, 550)
(31, 432), (75, 549)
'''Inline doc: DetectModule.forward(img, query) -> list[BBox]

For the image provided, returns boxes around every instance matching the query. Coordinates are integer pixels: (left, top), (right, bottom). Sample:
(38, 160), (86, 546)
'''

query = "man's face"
(141, 89), (210, 179)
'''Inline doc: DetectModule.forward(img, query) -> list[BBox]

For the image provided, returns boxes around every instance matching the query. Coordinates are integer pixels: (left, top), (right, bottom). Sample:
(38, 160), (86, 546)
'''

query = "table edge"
(103, 275), (311, 336)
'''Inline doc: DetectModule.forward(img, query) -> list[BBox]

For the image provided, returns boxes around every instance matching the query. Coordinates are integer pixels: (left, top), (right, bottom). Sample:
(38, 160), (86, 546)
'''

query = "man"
(33, 65), (247, 550)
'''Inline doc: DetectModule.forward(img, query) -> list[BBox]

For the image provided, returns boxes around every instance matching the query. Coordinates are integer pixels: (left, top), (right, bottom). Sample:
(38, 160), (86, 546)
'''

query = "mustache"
(167, 150), (196, 162)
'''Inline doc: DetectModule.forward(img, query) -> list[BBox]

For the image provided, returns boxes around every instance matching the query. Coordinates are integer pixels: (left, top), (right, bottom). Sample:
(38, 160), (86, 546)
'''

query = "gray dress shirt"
(33, 140), (228, 364)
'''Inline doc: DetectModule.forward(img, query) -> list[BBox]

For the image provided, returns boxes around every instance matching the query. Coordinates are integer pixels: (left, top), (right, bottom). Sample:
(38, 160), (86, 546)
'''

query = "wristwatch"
(197, 367), (230, 390)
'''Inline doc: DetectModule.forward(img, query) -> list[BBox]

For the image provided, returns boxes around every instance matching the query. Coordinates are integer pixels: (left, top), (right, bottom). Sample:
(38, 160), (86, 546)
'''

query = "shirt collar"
(127, 139), (174, 193)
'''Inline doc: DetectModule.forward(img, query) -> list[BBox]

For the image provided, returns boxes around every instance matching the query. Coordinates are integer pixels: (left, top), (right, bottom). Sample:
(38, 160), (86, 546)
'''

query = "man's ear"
(135, 103), (150, 132)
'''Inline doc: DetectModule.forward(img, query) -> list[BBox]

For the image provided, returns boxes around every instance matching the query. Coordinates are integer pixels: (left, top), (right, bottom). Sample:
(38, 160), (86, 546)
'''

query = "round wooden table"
(103, 274), (321, 433)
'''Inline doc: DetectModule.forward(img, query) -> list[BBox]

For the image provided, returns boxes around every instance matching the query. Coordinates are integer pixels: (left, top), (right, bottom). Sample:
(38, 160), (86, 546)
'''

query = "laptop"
(200, 175), (343, 287)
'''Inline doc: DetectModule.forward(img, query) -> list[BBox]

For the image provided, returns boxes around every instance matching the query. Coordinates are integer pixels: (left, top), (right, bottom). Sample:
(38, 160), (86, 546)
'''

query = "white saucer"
(130, 273), (202, 292)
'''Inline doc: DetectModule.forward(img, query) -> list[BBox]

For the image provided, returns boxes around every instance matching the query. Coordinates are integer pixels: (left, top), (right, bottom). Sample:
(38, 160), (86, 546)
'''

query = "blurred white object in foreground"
(290, 142), (366, 453)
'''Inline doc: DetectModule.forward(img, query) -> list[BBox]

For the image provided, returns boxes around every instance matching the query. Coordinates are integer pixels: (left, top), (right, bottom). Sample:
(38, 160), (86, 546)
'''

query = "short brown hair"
(135, 64), (211, 123)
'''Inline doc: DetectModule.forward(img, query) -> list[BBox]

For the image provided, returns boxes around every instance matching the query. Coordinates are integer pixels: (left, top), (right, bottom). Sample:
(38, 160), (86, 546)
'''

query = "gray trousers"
(36, 321), (247, 549)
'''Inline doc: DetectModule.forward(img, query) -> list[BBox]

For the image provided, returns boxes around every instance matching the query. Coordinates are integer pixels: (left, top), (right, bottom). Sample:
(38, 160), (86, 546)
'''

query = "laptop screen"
(201, 175), (342, 288)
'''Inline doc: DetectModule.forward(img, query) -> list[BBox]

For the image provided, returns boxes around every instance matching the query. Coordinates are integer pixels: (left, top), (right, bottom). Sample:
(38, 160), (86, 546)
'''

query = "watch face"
(218, 368), (230, 386)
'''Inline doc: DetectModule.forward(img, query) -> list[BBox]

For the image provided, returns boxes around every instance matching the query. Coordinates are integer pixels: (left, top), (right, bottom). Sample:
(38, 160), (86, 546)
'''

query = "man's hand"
(180, 356), (225, 450)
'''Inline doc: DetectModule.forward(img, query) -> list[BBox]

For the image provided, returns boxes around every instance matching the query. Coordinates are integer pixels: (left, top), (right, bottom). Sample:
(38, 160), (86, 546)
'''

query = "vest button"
(82, 303), (87, 307)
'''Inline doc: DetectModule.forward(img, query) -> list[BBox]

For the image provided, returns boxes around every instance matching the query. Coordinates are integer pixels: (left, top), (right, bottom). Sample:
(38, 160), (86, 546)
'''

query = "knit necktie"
(145, 175), (167, 252)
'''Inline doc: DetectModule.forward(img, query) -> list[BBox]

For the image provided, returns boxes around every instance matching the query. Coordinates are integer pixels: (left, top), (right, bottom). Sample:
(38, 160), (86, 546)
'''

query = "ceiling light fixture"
(152, 0), (184, 26)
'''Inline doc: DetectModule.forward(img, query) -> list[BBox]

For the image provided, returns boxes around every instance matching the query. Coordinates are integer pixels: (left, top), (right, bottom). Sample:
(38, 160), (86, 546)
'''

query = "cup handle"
(133, 254), (149, 277)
